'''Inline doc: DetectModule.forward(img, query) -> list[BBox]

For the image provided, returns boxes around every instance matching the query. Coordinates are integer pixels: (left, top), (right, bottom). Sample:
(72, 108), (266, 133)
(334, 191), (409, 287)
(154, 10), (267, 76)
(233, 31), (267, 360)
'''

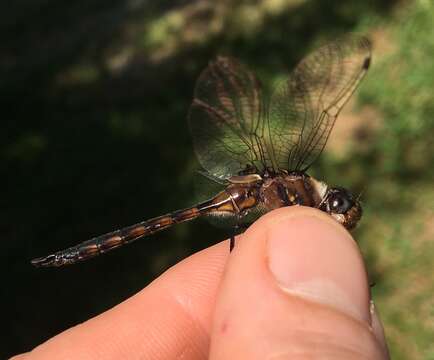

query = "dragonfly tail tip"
(31, 255), (57, 268)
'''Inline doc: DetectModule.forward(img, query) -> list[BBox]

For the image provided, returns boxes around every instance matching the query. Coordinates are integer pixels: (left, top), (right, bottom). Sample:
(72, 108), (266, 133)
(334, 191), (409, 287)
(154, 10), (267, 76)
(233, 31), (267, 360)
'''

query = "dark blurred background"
(2, 0), (433, 358)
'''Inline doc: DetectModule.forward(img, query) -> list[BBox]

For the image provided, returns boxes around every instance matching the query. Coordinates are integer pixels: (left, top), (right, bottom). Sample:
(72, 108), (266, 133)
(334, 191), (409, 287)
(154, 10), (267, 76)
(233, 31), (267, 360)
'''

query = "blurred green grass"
(357, 2), (434, 358)
(1, 0), (433, 358)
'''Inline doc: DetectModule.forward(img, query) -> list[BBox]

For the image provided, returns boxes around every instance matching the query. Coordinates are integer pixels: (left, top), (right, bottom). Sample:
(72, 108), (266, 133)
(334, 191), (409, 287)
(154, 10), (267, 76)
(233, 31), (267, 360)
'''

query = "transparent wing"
(189, 56), (272, 179)
(268, 36), (372, 172)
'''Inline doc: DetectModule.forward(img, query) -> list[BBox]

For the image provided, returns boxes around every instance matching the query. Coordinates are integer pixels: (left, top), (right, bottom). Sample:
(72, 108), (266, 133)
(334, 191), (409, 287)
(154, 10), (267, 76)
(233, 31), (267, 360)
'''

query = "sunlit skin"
(13, 207), (389, 359)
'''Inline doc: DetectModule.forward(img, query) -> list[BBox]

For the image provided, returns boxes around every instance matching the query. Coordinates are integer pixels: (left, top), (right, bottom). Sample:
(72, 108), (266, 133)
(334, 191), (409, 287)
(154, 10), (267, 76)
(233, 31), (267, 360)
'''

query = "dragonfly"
(32, 36), (371, 267)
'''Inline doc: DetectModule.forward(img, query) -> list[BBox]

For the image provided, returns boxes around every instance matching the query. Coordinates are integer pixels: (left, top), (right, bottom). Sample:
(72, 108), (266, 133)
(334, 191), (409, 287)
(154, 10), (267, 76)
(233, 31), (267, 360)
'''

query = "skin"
(12, 206), (389, 360)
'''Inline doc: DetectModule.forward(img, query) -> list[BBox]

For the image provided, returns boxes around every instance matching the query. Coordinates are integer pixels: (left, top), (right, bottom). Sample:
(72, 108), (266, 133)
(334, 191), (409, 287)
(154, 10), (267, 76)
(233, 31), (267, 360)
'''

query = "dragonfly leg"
(230, 235), (235, 252)
(230, 213), (249, 252)
(230, 213), (242, 252)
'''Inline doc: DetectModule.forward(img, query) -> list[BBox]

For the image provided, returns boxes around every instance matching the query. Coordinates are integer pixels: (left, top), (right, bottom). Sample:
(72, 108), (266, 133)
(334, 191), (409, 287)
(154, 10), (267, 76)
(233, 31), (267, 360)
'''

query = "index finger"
(12, 240), (230, 360)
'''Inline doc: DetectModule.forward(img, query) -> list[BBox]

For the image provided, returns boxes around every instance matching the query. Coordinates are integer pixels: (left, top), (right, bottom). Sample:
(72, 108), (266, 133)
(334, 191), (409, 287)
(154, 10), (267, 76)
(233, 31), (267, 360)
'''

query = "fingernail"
(370, 300), (390, 357)
(267, 213), (371, 323)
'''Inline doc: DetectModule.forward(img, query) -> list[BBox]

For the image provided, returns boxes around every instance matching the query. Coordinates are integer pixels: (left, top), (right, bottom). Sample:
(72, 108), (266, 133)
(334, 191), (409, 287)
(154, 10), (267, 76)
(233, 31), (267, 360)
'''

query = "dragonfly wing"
(268, 36), (372, 172)
(189, 56), (272, 179)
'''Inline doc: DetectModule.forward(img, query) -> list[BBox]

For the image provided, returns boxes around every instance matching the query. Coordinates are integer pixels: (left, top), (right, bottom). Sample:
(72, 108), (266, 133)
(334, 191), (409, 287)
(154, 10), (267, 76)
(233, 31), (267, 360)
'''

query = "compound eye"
(328, 192), (352, 213)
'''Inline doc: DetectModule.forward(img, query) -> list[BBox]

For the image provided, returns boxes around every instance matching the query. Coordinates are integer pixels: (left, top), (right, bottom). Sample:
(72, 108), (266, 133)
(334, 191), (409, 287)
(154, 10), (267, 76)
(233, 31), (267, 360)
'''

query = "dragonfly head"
(320, 187), (362, 230)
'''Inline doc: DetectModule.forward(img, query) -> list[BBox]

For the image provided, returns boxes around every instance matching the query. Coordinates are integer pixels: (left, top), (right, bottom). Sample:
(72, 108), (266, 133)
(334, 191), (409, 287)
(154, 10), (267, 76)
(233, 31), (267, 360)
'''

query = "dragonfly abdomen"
(31, 207), (204, 267)
(31, 184), (259, 267)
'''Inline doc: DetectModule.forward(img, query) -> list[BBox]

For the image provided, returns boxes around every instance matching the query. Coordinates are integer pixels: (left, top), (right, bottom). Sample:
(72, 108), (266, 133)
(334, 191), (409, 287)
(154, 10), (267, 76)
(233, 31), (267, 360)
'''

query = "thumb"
(209, 207), (389, 359)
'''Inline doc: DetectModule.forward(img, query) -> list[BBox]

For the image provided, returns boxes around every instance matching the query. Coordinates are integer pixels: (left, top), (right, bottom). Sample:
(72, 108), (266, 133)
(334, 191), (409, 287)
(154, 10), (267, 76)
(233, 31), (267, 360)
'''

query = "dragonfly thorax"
(259, 173), (324, 211)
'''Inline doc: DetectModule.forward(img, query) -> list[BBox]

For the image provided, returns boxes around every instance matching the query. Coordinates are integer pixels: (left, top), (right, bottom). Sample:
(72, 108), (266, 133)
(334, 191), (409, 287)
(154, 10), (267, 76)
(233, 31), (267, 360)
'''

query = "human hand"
(12, 206), (389, 359)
